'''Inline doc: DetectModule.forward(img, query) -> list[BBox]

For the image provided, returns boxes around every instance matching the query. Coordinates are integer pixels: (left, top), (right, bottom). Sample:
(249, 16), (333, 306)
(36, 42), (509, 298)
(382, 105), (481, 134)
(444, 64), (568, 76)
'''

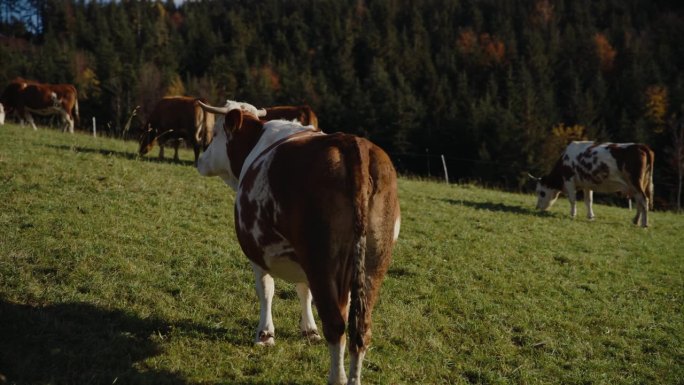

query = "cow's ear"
(224, 109), (243, 134)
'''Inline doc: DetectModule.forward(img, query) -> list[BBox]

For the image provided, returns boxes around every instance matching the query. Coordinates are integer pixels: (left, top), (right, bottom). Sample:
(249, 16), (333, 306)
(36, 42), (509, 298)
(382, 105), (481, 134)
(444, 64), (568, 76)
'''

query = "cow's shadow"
(0, 300), (231, 384)
(438, 198), (550, 217)
(46, 144), (195, 166)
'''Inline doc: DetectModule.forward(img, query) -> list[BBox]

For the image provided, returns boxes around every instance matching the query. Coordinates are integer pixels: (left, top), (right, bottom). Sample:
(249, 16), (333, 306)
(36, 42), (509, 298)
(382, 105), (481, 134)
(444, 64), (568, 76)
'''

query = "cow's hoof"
(256, 331), (275, 346)
(302, 329), (322, 343)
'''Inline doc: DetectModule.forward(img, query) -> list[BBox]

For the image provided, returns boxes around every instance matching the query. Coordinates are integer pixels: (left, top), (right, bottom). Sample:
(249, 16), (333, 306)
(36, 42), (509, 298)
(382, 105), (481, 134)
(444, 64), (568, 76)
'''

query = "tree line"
(0, 0), (682, 208)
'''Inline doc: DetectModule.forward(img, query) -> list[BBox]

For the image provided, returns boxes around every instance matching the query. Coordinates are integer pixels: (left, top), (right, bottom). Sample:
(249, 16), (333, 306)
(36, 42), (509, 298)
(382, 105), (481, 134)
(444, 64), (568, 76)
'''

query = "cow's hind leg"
(296, 282), (321, 342)
(158, 145), (165, 160)
(252, 263), (276, 346)
(583, 189), (595, 220)
(633, 191), (649, 227)
(309, 280), (348, 385)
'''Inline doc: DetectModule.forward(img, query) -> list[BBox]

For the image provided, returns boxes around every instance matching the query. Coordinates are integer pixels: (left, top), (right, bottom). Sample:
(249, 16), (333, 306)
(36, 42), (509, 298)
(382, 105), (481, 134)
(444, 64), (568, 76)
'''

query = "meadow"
(0, 123), (682, 385)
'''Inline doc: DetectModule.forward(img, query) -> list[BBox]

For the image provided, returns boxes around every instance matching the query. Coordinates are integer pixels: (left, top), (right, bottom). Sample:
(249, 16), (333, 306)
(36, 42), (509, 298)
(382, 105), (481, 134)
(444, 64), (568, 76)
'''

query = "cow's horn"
(197, 100), (229, 115)
(527, 173), (541, 181)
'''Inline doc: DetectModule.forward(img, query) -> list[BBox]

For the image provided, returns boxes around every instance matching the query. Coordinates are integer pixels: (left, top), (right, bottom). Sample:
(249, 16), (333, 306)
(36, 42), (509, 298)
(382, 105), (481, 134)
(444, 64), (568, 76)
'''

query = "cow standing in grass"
(196, 101), (400, 385)
(138, 96), (215, 165)
(0, 78), (80, 133)
(531, 141), (655, 227)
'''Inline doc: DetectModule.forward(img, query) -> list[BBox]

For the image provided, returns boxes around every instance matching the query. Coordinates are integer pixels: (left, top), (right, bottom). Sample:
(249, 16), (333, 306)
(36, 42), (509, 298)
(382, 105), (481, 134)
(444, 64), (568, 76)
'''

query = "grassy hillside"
(1, 124), (682, 385)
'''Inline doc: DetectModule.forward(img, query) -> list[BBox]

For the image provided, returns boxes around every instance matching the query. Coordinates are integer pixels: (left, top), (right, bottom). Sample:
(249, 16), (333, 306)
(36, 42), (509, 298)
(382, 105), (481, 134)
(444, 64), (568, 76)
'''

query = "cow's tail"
(73, 98), (80, 127)
(647, 147), (655, 210)
(347, 137), (371, 353)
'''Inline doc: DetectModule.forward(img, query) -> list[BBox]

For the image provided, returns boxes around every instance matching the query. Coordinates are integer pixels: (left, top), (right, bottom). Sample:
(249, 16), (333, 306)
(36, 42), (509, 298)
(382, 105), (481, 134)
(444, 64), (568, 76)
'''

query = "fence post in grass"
(441, 154), (449, 184)
(92, 117), (96, 137)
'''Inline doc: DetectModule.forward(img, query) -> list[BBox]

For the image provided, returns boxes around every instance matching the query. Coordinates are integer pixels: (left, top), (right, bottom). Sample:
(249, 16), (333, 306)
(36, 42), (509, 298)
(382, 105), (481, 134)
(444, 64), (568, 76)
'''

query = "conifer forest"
(1, 0), (683, 208)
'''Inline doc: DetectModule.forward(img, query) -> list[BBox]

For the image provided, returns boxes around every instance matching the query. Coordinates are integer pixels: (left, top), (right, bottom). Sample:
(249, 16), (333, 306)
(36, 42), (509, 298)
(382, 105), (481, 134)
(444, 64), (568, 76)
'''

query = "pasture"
(0, 124), (682, 385)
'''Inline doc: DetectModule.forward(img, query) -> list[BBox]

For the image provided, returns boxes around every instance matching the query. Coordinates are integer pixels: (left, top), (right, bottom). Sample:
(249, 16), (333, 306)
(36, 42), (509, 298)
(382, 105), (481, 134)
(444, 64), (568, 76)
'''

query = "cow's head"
(196, 102), (264, 189)
(138, 124), (157, 156)
(530, 173), (561, 211)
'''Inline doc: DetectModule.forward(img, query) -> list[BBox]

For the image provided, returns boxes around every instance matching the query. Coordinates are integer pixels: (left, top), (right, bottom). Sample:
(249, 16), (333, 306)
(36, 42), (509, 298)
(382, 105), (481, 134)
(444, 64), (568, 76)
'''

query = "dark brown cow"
(0, 78), (80, 133)
(196, 102), (400, 385)
(262, 105), (319, 130)
(138, 96), (215, 165)
(531, 141), (655, 227)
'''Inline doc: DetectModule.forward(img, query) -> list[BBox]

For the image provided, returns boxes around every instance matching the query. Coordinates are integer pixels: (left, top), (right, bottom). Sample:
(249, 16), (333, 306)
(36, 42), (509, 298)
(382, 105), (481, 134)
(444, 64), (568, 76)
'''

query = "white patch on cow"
(393, 215), (401, 242)
(239, 120), (320, 181)
(0, 103), (4, 125)
(197, 119), (238, 188)
(295, 283), (320, 339)
(264, 252), (306, 283)
(535, 183), (561, 211)
(223, 99), (266, 117)
(252, 263), (276, 346)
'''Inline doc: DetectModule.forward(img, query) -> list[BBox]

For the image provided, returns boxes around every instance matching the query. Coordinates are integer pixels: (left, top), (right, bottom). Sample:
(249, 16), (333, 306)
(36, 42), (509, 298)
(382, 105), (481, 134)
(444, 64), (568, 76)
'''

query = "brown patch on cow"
(609, 144), (655, 205)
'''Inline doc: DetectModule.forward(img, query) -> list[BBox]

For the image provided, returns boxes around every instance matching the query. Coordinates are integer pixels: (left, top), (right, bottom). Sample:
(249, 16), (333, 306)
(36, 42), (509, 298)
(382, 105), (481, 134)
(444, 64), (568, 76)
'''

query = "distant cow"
(531, 141), (654, 227)
(262, 105), (319, 130)
(196, 101), (400, 385)
(138, 96), (215, 165)
(0, 78), (79, 133)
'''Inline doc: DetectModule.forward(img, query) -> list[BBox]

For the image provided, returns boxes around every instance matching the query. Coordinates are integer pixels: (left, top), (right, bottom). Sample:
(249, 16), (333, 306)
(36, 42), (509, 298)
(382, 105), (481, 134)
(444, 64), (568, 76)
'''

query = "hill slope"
(1, 124), (682, 384)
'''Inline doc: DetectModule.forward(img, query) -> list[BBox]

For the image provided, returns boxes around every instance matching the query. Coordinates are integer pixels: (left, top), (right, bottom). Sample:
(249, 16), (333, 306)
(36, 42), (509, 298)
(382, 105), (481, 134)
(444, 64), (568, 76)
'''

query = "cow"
(196, 101), (400, 385)
(530, 141), (655, 227)
(262, 104), (319, 130)
(0, 78), (80, 133)
(138, 96), (216, 165)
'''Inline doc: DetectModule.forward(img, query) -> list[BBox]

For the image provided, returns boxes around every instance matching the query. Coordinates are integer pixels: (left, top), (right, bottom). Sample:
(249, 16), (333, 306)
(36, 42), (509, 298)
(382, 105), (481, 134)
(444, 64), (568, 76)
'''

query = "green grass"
(1, 123), (682, 385)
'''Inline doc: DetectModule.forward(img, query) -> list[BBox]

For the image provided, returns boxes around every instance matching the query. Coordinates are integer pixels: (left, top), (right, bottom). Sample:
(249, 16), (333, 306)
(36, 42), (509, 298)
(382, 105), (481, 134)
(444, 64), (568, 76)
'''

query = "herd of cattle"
(2, 77), (656, 384)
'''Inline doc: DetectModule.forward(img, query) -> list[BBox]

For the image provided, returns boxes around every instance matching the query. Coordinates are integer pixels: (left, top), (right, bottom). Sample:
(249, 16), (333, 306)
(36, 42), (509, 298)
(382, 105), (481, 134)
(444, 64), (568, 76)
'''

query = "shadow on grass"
(439, 198), (552, 217)
(45, 144), (195, 166)
(0, 300), (227, 384)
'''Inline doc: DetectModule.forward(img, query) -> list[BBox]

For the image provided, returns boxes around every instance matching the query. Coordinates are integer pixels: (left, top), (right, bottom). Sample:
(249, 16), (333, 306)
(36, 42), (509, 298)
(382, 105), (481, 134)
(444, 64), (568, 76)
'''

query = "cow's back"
(265, 133), (398, 271)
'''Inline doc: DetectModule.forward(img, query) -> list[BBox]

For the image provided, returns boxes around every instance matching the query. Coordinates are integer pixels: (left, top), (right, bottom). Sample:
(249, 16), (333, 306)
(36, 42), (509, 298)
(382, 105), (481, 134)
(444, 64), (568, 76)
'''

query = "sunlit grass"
(1, 124), (682, 384)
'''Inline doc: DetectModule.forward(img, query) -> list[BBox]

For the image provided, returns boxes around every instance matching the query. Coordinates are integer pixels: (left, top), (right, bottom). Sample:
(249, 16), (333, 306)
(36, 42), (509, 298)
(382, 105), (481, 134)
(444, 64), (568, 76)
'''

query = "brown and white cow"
(262, 104), (319, 130)
(138, 96), (215, 165)
(531, 141), (655, 227)
(196, 102), (400, 385)
(0, 78), (80, 133)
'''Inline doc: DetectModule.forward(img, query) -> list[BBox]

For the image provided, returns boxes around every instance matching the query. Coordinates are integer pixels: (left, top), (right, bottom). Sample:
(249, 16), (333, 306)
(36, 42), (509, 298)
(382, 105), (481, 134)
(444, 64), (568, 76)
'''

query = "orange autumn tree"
(594, 33), (617, 72)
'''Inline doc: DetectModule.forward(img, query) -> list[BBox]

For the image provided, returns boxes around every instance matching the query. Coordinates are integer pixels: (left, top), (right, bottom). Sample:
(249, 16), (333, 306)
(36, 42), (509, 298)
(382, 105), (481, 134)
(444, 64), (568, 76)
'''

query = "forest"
(0, 0), (682, 207)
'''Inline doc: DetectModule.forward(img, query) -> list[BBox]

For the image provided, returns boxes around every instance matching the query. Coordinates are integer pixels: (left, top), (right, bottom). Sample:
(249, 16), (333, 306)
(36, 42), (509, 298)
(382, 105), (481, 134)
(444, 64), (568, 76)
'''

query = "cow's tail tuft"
(347, 137), (370, 353)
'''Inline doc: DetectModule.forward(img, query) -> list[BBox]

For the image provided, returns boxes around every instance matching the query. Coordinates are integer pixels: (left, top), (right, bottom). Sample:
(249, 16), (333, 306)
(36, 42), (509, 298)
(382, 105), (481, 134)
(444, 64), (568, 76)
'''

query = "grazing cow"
(262, 104), (319, 130)
(0, 78), (79, 132)
(138, 96), (215, 165)
(196, 102), (400, 385)
(531, 141), (654, 227)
